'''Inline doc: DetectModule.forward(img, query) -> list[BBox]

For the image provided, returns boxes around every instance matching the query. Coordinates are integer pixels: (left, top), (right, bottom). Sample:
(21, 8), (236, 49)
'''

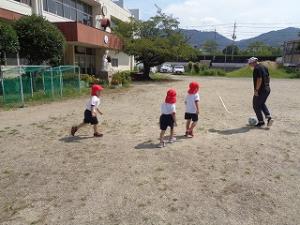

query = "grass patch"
(226, 66), (292, 78)
(227, 62), (299, 79)
(150, 73), (174, 81)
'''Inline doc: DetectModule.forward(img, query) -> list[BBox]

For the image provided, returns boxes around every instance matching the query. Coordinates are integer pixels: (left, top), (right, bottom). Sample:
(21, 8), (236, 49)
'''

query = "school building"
(0, 0), (136, 74)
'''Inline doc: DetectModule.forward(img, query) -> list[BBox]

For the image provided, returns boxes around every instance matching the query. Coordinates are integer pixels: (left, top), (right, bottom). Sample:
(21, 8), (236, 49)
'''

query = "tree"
(246, 42), (272, 56)
(223, 44), (239, 55)
(14, 15), (66, 65)
(0, 21), (19, 65)
(202, 40), (218, 55)
(114, 12), (196, 79)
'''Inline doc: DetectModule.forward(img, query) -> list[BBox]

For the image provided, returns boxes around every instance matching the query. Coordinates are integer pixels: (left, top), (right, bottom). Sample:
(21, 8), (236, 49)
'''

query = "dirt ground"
(0, 76), (300, 225)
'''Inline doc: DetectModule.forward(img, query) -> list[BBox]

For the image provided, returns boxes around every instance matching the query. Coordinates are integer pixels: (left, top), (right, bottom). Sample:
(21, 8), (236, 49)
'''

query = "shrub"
(188, 61), (193, 72)
(80, 74), (108, 86)
(289, 68), (300, 78)
(200, 64), (209, 71)
(14, 15), (66, 65)
(197, 68), (226, 76)
(0, 21), (19, 64)
(193, 62), (200, 74)
(112, 71), (132, 86)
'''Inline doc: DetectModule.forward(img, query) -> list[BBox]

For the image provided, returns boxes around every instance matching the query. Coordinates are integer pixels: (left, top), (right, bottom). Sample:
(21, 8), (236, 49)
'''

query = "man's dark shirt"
(253, 64), (270, 92)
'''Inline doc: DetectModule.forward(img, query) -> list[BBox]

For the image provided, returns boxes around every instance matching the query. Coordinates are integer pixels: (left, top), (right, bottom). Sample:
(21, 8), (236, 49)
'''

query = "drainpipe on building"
(31, 0), (42, 16)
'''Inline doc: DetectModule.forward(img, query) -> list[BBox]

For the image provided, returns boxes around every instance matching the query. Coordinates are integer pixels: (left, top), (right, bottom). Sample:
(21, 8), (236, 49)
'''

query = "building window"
(75, 47), (96, 75)
(112, 58), (118, 67)
(43, 0), (93, 26)
(14, 0), (32, 5)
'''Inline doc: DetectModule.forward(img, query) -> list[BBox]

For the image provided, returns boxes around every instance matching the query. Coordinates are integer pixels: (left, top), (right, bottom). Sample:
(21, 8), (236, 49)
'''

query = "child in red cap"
(184, 82), (200, 137)
(158, 89), (177, 148)
(71, 84), (104, 137)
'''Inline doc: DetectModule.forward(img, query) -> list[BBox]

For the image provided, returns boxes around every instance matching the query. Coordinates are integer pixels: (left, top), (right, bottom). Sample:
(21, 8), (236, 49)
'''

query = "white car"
(173, 65), (185, 74)
(160, 64), (173, 73)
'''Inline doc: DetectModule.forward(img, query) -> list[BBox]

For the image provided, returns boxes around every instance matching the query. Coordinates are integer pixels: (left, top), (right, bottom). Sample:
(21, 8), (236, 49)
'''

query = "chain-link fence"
(0, 65), (81, 107)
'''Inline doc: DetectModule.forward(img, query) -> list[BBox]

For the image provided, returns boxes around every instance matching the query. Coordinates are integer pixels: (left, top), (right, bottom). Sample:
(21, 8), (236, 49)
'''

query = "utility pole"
(154, 4), (162, 14)
(231, 21), (237, 61)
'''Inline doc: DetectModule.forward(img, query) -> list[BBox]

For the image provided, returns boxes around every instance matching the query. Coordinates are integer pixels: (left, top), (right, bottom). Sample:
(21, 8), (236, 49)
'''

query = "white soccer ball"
(248, 117), (258, 126)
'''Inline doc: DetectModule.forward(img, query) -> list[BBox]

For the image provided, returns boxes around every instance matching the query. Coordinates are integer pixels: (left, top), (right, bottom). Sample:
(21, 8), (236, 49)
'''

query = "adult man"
(248, 57), (274, 128)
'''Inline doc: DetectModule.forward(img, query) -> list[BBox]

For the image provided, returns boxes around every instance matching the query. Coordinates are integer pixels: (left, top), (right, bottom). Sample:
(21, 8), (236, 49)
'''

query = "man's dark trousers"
(253, 90), (271, 122)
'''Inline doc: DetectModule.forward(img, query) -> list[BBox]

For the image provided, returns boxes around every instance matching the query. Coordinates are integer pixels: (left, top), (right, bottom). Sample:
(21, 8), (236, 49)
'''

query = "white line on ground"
(217, 94), (232, 114)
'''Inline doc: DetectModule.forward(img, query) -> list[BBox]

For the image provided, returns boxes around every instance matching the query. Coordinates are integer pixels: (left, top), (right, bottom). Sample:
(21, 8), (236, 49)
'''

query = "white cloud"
(164, 0), (300, 40)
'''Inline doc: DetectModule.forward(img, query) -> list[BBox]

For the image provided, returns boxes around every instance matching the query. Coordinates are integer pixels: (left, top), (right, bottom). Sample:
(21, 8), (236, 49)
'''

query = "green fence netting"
(0, 65), (81, 106)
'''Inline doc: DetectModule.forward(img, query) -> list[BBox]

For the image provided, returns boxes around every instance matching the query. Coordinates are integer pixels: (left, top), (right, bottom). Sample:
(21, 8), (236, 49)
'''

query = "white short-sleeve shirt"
(185, 93), (200, 113)
(161, 103), (176, 115)
(86, 96), (100, 111)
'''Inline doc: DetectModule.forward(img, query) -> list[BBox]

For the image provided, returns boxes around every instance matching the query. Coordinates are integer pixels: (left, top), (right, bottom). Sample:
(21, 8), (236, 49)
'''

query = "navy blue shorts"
(185, 113), (198, 122)
(160, 114), (174, 130)
(83, 109), (98, 125)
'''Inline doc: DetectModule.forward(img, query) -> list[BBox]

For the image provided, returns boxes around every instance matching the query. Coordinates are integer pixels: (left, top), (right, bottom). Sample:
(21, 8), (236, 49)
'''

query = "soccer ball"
(248, 117), (258, 126)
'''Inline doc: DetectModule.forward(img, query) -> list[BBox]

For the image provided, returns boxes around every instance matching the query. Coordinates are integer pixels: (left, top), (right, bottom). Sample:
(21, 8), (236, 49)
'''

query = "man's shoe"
(255, 122), (265, 128)
(267, 118), (274, 127)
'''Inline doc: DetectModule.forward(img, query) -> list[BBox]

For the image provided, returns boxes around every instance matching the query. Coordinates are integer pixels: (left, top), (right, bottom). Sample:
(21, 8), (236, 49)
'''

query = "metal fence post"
(78, 66), (81, 93)
(19, 73), (25, 107)
(59, 67), (63, 97)
(30, 72), (34, 97)
(42, 71), (45, 94)
(51, 68), (54, 98)
(1, 66), (5, 103)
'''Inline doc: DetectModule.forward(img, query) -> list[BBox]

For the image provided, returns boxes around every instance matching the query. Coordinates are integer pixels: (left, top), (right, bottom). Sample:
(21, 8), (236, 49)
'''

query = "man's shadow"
(59, 135), (94, 143)
(209, 126), (253, 135)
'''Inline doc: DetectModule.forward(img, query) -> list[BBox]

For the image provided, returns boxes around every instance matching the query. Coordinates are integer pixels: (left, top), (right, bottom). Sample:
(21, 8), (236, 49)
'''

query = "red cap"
(188, 82), (200, 94)
(91, 84), (104, 96)
(165, 89), (177, 104)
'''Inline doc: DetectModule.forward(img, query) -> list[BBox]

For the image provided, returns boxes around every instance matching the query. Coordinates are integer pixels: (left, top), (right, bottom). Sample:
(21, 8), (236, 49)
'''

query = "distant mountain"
(180, 29), (232, 49)
(237, 27), (300, 48)
(180, 27), (300, 50)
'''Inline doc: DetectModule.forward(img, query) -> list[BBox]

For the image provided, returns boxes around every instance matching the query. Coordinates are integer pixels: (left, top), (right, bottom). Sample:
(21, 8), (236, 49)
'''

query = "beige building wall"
(1, 0), (134, 72)
(1, 0), (32, 15)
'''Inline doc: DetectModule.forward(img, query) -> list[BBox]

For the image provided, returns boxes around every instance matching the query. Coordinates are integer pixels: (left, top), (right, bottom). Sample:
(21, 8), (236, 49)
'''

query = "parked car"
(160, 64), (173, 73)
(173, 65), (185, 74)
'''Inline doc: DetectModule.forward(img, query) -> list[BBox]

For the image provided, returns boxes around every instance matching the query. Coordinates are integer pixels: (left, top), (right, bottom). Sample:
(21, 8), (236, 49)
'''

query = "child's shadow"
(135, 141), (159, 150)
(59, 135), (94, 143)
(135, 136), (188, 150)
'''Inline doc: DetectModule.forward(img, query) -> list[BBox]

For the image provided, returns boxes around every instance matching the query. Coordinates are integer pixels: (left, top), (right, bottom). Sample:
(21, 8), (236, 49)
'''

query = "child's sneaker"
(188, 130), (194, 138)
(184, 131), (189, 137)
(94, 132), (103, 137)
(157, 141), (166, 148)
(168, 137), (177, 143)
(71, 126), (78, 136)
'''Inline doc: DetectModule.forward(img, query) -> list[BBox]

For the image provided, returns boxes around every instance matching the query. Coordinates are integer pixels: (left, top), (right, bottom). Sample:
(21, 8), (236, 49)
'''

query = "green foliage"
(226, 65), (293, 78)
(112, 71), (132, 86)
(202, 40), (218, 55)
(223, 44), (239, 55)
(80, 74), (108, 87)
(0, 21), (19, 64)
(241, 41), (282, 56)
(114, 11), (195, 78)
(285, 67), (300, 78)
(201, 69), (226, 76)
(193, 62), (200, 74)
(187, 61), (193, 72)
(199, 64), (209, 71)
(14, 15), (66, 65)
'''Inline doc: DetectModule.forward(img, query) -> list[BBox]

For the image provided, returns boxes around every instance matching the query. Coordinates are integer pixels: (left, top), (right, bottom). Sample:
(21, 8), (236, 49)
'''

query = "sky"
(124, 0), (300, 40)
